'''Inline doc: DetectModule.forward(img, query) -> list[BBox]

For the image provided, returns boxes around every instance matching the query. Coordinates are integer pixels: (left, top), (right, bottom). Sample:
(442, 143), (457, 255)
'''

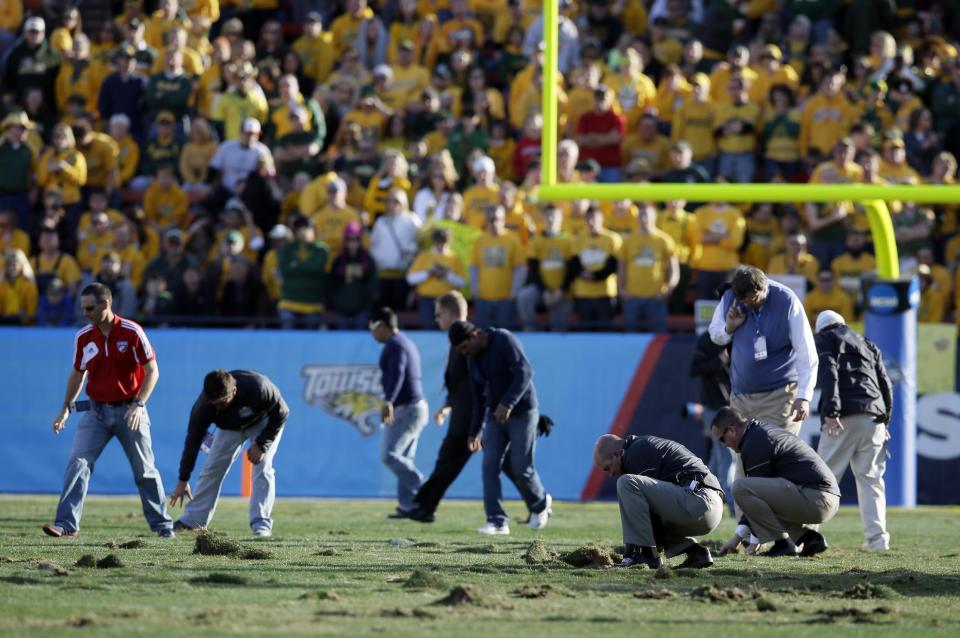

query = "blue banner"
(0, 328), (651, 502)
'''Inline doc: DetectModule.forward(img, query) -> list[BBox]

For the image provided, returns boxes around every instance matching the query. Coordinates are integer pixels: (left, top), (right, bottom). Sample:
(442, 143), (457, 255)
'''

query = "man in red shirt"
(43, 283), (174, 538)
(575, 85), (626, 183)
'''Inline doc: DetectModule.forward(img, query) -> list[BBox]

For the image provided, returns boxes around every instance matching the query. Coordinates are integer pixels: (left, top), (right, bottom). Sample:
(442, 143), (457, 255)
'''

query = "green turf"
(1, 497), (958, 636)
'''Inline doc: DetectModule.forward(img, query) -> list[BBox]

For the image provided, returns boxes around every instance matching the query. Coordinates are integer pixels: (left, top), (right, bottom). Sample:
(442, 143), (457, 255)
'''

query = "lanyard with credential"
(752, 307), (768, 361)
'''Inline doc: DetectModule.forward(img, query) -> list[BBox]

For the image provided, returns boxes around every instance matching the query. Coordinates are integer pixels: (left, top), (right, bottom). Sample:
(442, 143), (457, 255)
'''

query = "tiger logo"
(301, 365), (384, 436)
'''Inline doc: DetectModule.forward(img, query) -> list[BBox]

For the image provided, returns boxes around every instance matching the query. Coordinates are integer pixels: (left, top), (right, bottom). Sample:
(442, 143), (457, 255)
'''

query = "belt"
(678, 473), (723, 495)
(94, 399), (136, 407)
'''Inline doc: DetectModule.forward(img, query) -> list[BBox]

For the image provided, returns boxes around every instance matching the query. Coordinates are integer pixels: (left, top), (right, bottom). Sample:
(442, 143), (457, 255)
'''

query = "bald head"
(594, 434), (625, 476)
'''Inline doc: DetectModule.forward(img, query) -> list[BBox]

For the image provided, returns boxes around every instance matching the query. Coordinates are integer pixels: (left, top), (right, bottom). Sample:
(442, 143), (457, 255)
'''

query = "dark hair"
(448, 319), (478, 346)
(730, 266), (768, 300)
(711, 406), (745, 431)
(369, 306), (398, 330)
(769, 83), (796, 106)
(81, 282), (112, 303)
(203, 369), (236, 400)
(436, 291), (467, 318)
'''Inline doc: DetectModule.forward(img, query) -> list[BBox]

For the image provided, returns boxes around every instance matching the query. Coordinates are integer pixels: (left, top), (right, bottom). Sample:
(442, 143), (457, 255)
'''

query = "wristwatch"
(134, 399), (146, 408)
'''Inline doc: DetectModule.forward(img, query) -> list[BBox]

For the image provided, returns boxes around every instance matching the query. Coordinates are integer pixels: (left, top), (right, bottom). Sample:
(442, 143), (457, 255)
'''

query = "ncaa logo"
(866, 283), (899, 315)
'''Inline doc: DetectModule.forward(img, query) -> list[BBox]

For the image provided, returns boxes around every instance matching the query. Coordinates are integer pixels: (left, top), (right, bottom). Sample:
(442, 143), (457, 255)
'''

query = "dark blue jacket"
(98, 73), (147, 137)
(379, 332), (425, 407)
(467, 328), (537, 436)
(739, 420), (839, 496)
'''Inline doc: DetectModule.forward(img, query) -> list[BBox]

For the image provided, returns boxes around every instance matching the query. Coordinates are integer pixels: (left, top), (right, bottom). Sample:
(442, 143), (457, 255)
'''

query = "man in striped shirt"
(43, 282), (174, 538)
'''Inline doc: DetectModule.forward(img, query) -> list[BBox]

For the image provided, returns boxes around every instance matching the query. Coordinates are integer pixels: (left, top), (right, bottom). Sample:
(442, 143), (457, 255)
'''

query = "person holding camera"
(814, 310), (893, 550)
(407, 227), (466, 329)
(171, 369), (289, 537)
(593, 433), (724, 569)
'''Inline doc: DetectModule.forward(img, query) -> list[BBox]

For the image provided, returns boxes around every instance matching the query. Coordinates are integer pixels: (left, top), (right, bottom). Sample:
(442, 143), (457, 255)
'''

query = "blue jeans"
(54, 402), (172, 533)
(0, 192), (29, 229)
(417, 297), (436, 330)
(717, 152), (756, 183)
(623, 297), (668, 333)
(178, 417), (284, 533)
(763, 159), (802, 182)
(381, 400), (428, 511)
(474, 299), (516, 329)
(481, 409), (547, 525)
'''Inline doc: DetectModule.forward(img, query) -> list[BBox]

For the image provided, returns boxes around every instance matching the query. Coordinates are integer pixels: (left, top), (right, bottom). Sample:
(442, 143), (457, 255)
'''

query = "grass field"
(1, 496), (958, 637)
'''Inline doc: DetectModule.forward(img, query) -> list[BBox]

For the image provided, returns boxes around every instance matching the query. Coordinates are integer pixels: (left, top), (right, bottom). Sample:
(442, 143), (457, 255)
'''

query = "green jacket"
(278, 240), (330, 306)
(0, 141), (33, 193)
(146, 73), (194, 119)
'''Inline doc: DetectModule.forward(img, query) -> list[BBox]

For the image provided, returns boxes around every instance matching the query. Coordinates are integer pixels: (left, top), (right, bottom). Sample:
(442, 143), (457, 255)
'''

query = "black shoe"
(619, 545), (662, 568)
(762, 538), (799, 557)
(797, 530), (829, 557)
(388, 508), (413, 519)
(407, 507), (435, 523)
(172, 520), (198, 533)
(677, 543), (714, 569)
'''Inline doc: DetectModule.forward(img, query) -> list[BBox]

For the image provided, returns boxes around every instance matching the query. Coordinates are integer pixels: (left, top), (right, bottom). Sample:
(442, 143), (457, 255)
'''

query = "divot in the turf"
(403, 569), (447, 590)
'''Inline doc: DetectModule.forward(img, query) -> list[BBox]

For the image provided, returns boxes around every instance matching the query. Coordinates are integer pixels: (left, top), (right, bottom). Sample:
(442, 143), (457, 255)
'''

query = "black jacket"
(467, 329), (537, 437)
(178, 370), (289, 481)
(815, 324), (893, 425)
(739, 421), (840, 496)
(690, 330), (731, 410)
(621, 435), (723, 493)
(444, 346), (473, 438)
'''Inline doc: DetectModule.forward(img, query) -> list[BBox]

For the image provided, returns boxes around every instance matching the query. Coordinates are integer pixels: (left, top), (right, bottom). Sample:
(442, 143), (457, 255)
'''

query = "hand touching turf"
(170, 480), (193, 507)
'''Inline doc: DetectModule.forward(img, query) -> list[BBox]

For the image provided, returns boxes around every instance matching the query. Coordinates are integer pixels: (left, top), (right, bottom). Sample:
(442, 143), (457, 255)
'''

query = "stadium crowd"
(1, 0), (959, 331)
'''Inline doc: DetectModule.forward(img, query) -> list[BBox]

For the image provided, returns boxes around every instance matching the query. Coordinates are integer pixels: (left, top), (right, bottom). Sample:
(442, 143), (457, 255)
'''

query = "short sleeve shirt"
(73, 315), (156, 402)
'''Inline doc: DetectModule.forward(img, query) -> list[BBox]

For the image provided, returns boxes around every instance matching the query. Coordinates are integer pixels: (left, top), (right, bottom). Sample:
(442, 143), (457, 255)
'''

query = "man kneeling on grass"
(712, 407), (839, 557)
(170, 369), (289, 537)
(593, 434), (724, 568)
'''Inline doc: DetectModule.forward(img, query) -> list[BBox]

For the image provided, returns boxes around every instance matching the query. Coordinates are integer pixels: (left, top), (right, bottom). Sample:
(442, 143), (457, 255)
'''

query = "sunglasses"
(368, 320), (382, 331)
(83, 305), (99, 312)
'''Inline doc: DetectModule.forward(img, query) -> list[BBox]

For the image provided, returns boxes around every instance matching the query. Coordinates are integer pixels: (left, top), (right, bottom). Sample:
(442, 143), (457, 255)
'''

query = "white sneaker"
(862, 538), (889, 550)
(476, 522), (510, 535)
(253, 528), (272, 538)
(529, 494), (552, 531)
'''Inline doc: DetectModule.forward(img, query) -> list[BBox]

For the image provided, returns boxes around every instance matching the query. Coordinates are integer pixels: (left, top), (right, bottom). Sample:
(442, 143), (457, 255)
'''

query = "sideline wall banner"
(0, 328), (649, 501)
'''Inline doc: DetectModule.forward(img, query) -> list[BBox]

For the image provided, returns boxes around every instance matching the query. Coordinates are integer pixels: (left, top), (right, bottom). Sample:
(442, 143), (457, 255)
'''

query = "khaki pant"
(617, 474), (724, 557)
(732, 476), (840, 543)
(730, 382), (801, 434)
(817, 413), (889, 547)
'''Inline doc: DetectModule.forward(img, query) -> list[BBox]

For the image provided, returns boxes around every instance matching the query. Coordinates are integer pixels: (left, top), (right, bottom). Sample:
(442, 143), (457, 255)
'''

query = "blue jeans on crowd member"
(717, 152), (756, 183)
(480, 408), (548, 526)
(701, 408), (736, 513)
(763, 159), (802, 182)
(54, 403), (172, 534)
(335, 310), (369, 330)
(598, 166), (623, 183)
(279, 308), (323, 330)
(178, 417), (284, 534)
(0, 192), (30, 229)
(417, 297), (436, 330)
(381, 399), (428, 512)
(474, 299), (516, 329)
(623, 297), (669, 333)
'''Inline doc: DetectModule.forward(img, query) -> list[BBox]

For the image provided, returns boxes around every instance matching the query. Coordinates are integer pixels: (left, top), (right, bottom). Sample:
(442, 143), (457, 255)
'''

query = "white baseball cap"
(815, 310), (845, 333)
(241, 117), (262, 134)
(24, 17), (45, 32)
(473, 156), (495, 175)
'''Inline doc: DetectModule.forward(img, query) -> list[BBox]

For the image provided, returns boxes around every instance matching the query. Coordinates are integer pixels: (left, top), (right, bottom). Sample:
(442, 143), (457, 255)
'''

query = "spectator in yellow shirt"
(292, 11), (335, 84)
(330, 0), (375, 55)
(804, 270), (854, 326)
(470, 205), (525, 328)
(918, 264), (945, 324)
(30, 227), (82, 296)
(144, 0), (190, 51)
(0, 0), (22, 54)
(314, 178), (363, 257)
(463, 156), (501, 229)
(55, 34), (100, 115)
(714, 77), (761, 183)
(799, 68), (856, 160)
(407, 227), (466, 328)
(568, 205), (622, 330)
(108, 114), (140, 188)
(517, 204), (575, 332)
(179, 117), (217, 196)
(36, 124), (87, 208)
(657, 198), (697, 313)
(690, 201), (745, 299)
(364, 150), (413, 225)
(74, 117), (119, 196)
(0, 211), (30, 257)
(620, 203), (679, 333)
(671, 73), (716, 168)
(621, 112), (671, 176)
(143, 164), (189, 233)
(767, 231), (821, 288)
(709, 45), (760, 105)
(111, 220), (147, 289)
(742, 203), (782, 270)
(878, 137), (920, 185)
(438, 0), (484, 54)
(77, 211), (115, 273)
(1, 248), (37, 323)
(261, 224), (291, 306)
